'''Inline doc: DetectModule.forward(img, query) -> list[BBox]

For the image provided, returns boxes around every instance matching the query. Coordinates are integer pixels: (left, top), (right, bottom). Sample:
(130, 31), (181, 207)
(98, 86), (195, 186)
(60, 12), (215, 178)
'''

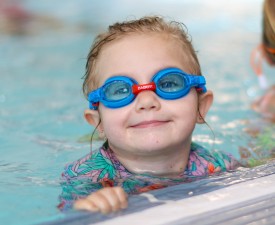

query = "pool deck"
(44, 161), (275, 225)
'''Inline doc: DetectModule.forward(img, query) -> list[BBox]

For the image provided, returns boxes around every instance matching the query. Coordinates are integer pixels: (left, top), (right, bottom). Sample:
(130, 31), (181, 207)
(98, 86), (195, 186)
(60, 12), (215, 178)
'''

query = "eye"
(103, 81), (131, 100)
(157, 73), (185, 92)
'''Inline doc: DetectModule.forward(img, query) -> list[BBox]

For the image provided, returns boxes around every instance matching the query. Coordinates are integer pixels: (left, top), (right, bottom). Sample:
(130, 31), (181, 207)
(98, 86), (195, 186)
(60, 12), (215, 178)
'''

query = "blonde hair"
(263, 0), (275, 62)
(82, 16), (201, 98)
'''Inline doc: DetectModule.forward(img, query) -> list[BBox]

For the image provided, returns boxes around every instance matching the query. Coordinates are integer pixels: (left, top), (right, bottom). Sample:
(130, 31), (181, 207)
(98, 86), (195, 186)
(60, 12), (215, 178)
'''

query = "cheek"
(172, 94), (199, 126)
(171, 92), (198, 115)
(99, 107), (128, 137)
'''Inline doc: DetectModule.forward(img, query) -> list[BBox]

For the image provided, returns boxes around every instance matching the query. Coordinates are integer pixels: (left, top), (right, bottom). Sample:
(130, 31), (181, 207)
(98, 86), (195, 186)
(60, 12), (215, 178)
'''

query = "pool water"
(0, 0), (274, 225)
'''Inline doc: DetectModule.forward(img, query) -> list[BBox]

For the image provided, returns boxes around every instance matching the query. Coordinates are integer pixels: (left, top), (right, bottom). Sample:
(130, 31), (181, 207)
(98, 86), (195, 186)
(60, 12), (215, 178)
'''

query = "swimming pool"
(0, 0), (274, 225)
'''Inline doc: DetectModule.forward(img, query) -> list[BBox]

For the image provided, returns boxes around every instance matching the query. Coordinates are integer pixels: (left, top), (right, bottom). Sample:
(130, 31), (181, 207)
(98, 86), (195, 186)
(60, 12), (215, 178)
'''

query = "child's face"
(86, 33), (212, 157)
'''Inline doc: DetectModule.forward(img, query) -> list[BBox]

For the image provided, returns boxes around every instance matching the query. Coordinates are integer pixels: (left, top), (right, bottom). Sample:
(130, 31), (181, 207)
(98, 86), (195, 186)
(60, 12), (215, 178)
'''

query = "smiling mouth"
(130, 120), (170, 129)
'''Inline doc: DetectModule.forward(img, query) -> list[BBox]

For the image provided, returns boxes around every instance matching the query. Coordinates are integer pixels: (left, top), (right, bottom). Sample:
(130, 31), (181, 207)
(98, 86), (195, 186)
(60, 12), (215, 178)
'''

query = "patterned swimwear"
(58, 142), (239, 210)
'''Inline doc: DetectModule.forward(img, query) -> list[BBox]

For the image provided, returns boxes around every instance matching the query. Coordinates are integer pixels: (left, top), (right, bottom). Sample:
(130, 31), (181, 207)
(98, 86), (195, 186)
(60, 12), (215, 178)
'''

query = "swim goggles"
(88, 67), (207, 110)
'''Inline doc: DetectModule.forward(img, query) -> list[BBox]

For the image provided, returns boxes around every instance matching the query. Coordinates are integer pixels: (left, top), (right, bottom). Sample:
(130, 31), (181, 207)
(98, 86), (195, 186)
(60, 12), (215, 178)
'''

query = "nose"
(134, 90), (161, 112)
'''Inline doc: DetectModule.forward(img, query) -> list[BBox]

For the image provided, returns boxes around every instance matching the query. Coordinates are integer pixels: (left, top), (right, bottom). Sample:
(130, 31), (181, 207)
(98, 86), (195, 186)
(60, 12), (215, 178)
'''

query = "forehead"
(95, 33), (191, 83)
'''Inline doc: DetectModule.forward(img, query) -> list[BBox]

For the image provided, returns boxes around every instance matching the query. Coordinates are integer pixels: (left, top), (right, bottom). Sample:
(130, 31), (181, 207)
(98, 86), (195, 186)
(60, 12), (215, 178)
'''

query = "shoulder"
(186, 142), (239, 176)
(61, 149), (97, 179)
(61, 146), (117, 182)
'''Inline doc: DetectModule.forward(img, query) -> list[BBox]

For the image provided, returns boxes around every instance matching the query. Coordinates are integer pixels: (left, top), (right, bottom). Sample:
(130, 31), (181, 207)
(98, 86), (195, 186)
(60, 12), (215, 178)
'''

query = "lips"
(130, 120), (170, 128)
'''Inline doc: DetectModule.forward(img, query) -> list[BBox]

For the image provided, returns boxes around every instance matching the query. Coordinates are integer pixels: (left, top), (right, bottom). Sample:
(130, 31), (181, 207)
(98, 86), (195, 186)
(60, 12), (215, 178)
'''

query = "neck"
(110, 142), (191, 178)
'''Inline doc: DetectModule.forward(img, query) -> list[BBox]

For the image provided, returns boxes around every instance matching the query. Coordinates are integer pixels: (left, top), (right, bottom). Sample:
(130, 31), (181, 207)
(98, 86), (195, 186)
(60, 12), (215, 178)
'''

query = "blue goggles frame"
(88, 67), (207, 110)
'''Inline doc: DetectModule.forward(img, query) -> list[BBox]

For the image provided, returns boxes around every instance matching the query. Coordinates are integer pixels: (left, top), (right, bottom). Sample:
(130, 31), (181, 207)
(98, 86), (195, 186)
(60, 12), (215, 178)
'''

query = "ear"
(84, 109), (103, 130)
(196, 90), (214, 124)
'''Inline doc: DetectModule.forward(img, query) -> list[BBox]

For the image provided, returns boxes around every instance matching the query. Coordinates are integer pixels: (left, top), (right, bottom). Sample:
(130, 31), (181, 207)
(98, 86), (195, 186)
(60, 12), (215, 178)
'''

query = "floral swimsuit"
(58, 142), (239, 210)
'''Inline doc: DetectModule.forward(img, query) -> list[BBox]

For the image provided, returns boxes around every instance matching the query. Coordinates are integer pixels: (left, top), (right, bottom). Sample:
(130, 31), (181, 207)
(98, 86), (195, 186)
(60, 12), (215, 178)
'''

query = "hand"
(73, 187), (128, 214)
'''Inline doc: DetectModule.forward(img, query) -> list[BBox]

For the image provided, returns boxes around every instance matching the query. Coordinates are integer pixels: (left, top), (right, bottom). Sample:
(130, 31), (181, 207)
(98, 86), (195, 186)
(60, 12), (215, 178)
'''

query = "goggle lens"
(157, 73), (185, 93)
(104, 80), (131, 101)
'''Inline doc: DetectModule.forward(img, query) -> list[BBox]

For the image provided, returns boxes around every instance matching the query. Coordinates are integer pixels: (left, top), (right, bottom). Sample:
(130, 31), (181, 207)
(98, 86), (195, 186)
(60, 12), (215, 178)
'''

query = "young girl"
(58, 16), (239, 214)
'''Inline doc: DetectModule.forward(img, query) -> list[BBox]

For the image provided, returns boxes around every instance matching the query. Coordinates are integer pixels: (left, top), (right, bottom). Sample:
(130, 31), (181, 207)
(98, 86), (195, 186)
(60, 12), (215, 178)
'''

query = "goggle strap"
(195, 87), (206, 93)
(88, 89), (101, 110)
(195, 87), (203, 93)
(132, 82), (156, 95)
(193, 76), (207, 93)
(89, 102), (99, 110)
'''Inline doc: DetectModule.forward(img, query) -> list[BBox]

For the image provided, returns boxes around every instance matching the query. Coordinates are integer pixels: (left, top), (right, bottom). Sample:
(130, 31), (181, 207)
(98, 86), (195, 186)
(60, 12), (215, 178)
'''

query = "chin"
(131, 142), (173, 155)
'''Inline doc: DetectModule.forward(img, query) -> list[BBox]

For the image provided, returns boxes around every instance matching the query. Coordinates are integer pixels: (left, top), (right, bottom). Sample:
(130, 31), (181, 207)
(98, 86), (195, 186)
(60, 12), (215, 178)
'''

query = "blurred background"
(1, 0), (273, 225)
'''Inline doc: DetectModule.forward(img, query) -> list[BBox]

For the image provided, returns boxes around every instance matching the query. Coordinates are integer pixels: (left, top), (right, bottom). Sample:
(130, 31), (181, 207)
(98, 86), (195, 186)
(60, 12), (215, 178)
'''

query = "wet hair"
(82, 16), (202, 98)
(262, 0), (275, 63)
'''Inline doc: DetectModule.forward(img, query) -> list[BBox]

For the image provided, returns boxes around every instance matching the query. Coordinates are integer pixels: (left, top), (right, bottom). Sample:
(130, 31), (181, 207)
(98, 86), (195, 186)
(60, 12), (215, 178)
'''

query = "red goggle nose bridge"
(132, 82), (156, 95)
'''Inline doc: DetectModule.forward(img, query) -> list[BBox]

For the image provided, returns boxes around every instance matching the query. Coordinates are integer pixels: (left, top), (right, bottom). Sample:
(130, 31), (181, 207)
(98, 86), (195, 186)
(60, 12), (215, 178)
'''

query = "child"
(239, 0), (275, 168)
(250, 0), (275, 122)
(58, 16), (239, 214)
